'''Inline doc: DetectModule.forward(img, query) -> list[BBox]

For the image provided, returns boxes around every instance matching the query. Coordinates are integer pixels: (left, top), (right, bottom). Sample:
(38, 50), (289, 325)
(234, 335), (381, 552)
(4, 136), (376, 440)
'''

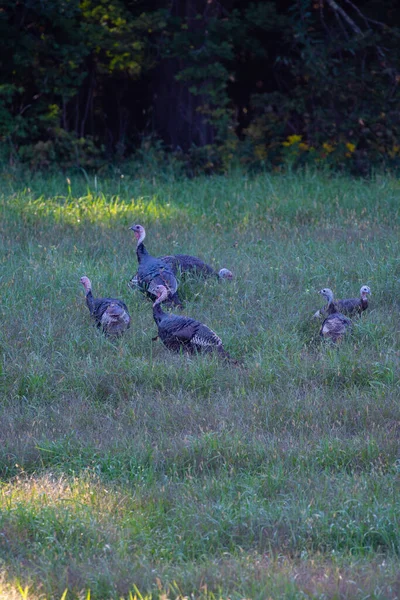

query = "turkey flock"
(80, 224), (372, 359)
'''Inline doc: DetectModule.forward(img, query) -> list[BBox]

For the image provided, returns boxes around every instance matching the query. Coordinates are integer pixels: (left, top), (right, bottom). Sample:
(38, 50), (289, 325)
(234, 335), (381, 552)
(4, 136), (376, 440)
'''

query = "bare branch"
(325, 0), (362, 35)
(342, 0), (389, 30)
(333, 8), (350, 40)
(319, 0), (330, 35)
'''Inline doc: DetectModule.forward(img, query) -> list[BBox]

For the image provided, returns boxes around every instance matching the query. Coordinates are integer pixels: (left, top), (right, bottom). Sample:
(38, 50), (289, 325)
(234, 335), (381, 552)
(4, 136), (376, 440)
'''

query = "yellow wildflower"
(299, 142), (309, 151)
(282, 134), (302, 147)
(345, 142), (356, 153)
(322, 142), (334, 153)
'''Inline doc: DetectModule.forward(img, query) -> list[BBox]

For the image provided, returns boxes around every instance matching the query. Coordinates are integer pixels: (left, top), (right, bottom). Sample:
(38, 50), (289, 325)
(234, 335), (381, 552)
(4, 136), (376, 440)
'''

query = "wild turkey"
(129, 224), (181, 307)
(314, 285), (371, 318)
(160, 254), (233, 280)
(152, 284), (233, 360)
(317, 288), (352, 342)
(336, 285), (371, 316)
(80, 276), (131, 336)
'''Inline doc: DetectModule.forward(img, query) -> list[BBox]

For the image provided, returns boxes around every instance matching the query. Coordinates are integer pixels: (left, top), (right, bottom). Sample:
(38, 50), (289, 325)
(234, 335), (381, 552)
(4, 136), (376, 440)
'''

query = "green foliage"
(0, 0), (400, 173)
(18, 131), (105, 170)
(244, 0), (400, 173)
(0, 0), (166, 165)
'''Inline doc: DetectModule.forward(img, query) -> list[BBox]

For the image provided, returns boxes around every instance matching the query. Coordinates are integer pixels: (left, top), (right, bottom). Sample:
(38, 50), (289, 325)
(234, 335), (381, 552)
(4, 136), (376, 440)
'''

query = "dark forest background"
(1, 0), (400, 174)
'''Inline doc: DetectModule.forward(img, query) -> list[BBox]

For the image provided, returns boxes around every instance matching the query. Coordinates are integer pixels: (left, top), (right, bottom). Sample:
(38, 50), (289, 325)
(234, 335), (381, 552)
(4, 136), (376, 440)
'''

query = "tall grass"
(0, 168), (399, 599)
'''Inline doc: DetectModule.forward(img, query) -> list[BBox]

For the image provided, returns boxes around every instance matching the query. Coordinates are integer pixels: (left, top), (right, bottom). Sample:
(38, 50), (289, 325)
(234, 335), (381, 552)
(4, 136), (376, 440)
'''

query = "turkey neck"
(85, 290), (95, 314)
(136, 241), (149, 263)
(152, 302), (166, 324)
(326, 294), (337, 315)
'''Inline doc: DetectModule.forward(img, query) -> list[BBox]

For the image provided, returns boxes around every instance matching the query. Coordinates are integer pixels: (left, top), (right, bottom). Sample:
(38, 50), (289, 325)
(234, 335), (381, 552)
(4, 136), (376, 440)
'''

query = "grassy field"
(0, 168), (399, 599)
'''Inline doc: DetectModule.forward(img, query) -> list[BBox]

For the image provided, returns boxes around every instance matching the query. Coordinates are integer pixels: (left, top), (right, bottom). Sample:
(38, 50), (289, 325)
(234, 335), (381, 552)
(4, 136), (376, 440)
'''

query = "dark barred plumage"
(129, 224), (181, 307)
(320, 312), (352, 342)
(152, 285), (233, 360)
(80, 276), (131, 337)
(160, 254), (233, 280)
(130, 253), (233, 291)
(335, 285), (371, 316)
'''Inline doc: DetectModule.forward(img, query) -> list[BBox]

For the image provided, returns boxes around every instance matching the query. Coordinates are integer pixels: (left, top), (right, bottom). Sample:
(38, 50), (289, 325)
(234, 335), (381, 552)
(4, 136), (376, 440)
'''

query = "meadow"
(0, 168), (399, 599)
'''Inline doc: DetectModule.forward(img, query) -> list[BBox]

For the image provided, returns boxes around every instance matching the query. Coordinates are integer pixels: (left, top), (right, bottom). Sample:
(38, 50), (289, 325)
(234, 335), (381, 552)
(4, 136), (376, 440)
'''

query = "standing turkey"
(152, 284), (233, 360)
(317, 288), (352, 342)
(335, 285), (371, 316)
(314, 285), (371, 318)
(80, 276), (131, 336)
(129, 224), (181, 307)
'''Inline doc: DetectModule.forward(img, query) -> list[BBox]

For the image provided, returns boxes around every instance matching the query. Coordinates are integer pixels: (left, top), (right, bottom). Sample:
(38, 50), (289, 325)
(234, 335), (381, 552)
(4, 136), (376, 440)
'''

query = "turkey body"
(320, 312), (352, 342)
(152, 286), (230, 359)
(129, 225), (181, 307)
(335, 292), (370, 316)
(129, 253), (232, 290)
(81, 277), (131, 337)
(136, 244), (179, 298)
(160, 254), (233, 280)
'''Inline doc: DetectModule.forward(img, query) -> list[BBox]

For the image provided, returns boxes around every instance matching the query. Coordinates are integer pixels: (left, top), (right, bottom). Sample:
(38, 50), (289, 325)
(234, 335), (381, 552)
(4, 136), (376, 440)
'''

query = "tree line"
(1, 0), (399, 173)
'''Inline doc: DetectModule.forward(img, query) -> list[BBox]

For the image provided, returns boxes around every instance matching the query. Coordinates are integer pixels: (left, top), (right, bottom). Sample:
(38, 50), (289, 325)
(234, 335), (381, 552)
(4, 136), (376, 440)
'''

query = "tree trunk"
(151, 0), (220, 150)
(152, 58), (215, 150)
